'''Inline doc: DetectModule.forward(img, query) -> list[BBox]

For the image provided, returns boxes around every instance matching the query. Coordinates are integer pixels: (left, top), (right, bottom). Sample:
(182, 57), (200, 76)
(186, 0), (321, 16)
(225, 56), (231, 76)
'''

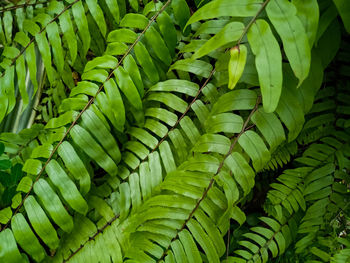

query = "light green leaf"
(145, 25), (172, 66)
(58, 141), (91, 196)
(170, 59), (213, 78)
(59, 11), (77, 63)
(194, 22), (244, 60)
(0, 207), (12, 224)
(104, 79), (125, 131)
(187, 219), (220, 263)
(0, 229), (25, 263)
(71, 125), (118, 176)
(120, 13), (148, 29)
(251, 108), (286, 151)
(134, 42), (159, 84)
(16, 176), (32, 193)
(46, 160), (88, 215)
(172, 0), (191, 33)
(72, 1), (90, 56)
(150, 79), (198, 96)
(206, 113), (243, 134)
(267, 0), (311, 86)
(105, 0), (120, 23)
(86, 0), (107, 37)
(186, 0), (263, 29)
(85, 55), (118, 72)
(15, 56), (29, 112)
(238, 130), (271, 172)
(192, 134), (230, 155)
(11, 213), (46, 262)
(81, 109), (121, 163)
(211, 90), (257, 114)
(114, 67), (143, 110)
(34, 179), (74, 232)
(22, 159), (42, 175)
(292, 0), (319, 47)
(124, 54), (144, 97)
(247, 19), (282, 113)
(24, 196), (59, 250)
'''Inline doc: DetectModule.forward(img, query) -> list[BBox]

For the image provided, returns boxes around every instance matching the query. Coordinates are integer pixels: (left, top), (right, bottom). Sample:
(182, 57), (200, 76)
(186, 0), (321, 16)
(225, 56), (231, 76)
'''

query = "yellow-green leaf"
(228, 45), (247, 90)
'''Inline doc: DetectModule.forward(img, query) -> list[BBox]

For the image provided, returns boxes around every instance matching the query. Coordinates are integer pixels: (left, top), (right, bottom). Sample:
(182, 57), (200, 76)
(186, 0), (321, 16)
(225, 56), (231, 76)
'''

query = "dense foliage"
(0, 0), (349, 262)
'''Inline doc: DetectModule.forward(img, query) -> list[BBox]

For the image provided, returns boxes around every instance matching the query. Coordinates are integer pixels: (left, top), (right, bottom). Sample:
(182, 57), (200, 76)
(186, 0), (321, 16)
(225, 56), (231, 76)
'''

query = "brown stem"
(236, 0), (271, 46)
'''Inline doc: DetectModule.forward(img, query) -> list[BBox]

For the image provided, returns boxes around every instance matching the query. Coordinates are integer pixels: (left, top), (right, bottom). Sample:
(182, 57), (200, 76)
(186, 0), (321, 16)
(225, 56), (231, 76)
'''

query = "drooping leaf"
(247, 19), (282, 113)
(266, 0), (311, 86)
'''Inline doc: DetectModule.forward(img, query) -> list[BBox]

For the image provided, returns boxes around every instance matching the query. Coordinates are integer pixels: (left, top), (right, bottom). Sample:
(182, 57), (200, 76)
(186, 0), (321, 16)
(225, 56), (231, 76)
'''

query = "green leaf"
(211, 90), (257, 114)
(251, 108), (286, 151)
(46, 160), (88, 215)
(0, 229), (25, 263)
(35, 30), (56, 84)
(134, 42), (159, 84)
(72, 1), (91, 56)
(105, 0), (120, 23)
(276, 88), (305, 142)
(58, 141), (91, 195)
(0, 159), (11, 170)
(145, 25), (172, 66)
(187, 219), (220, 263)
(238, 130), (271, 172)
(16, 176), (32, 193)
(228, 45), (247, 90)
(266, 0), (311, 86)
(292, 0), (319, 47)
(172, 0), (191, 33)
(206, 113), (243, 134)
(34, 179), (74, 232)
(59, 11), (77, 63)
(225, 152), (255, 194)
(147, 92), (187, 113)
(71, 125), (118, 176)
(149, 79), (199, 96)
(86, 0), (107, 37)
(22, 159), (42, 175)
(24, 196), (60, 250)
(11, 193), (21, 209)
(194, 22), (244, 60)
(192, 134), (231, 155)
(186, 0), (263, 29)
(85, 55), (118, 72)
(11, 213), (46, 262)
(104, 79), (125, 131)
(333, 0), (350, 33)
(157, 12), (177, 57)
(16, 56), (29, 112)
(114, 67), (143, 110)
(120, 13), (148, 29)
(107, 29), (137, 43)
(0, 142), (4, 155)
(0, 207), (12, 224)
(124, 54), (144, 97)
(170, 59), (213, 78)
(247, 19), (282, 113)
(81, 109), (121, 163)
